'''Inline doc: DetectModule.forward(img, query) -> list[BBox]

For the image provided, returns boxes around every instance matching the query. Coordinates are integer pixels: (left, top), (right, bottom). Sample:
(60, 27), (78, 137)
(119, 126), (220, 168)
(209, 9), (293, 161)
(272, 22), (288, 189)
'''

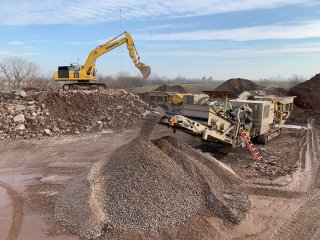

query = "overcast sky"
(1, 0), (320, 80)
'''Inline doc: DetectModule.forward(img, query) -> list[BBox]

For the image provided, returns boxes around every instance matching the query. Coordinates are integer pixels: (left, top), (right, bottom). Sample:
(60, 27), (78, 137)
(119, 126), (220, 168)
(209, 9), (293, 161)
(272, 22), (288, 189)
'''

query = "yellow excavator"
(54, 31), (151, 90)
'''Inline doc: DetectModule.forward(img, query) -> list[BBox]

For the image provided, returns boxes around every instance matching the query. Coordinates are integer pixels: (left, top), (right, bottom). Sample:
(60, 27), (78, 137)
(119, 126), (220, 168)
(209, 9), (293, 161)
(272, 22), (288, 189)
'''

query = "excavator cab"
(57, 64), (81, 79)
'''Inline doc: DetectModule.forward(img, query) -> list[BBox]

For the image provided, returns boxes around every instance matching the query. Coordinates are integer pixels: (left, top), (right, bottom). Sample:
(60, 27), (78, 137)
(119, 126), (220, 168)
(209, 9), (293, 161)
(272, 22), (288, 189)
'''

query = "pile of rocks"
(54, 114), (250, 239)
(237, 147), (296, 177)
(246, 160), (296, 177)
(0, 89), (151, 139)
(214, 78), (265, 96)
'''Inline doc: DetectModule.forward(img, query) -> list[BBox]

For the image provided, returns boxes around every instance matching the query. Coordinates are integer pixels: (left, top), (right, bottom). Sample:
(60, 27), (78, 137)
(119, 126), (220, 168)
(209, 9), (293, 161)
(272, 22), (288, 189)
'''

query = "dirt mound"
(153, 84), (188, 93)
(290, 74), (320, 110)
(214, 78), (264, 95)
(0, 89), (150, 139)
(54, 114), (250, 239)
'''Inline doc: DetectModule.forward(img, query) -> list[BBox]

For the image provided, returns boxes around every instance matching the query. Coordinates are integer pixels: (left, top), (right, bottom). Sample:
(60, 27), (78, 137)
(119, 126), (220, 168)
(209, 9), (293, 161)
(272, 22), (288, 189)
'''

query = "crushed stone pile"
(153, 84), (188, 93)
(0, 89), (150, 139)
(214, 78), (265, 95)
(290, 73), (320, 110)
(54, 114), (251, 239)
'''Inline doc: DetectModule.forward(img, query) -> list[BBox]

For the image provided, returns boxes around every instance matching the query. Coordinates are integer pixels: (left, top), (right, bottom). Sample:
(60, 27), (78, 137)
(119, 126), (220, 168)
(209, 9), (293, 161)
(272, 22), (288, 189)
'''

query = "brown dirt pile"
(215, 78), (264, 95)
(0, 89), (150, 139)
(290, 74), (320, 110)
(153, 84), (188, 93)
(54, 114), (250, 239)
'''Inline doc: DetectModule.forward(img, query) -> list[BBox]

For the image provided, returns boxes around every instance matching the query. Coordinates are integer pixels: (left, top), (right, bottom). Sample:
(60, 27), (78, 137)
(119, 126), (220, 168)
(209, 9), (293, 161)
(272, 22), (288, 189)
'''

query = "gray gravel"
(153, 136), (250, 223)
(54, 113), (250, 239)
(54, 159), (108, 239)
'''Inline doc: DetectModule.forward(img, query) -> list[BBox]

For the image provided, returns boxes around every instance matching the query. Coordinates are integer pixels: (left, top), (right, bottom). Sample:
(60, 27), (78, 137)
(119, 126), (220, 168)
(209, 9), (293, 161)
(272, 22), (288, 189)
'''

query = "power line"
(120, 8), (123, 68)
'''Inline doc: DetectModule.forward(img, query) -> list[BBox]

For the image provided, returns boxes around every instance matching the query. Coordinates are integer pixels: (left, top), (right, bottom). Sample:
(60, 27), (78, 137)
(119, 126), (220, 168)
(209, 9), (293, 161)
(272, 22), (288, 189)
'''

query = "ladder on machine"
(239, 127), (263, 162)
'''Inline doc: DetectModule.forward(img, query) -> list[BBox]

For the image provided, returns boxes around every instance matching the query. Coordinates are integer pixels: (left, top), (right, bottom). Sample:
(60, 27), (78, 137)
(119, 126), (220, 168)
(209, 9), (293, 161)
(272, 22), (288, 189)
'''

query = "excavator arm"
(82, 31), (151, 79)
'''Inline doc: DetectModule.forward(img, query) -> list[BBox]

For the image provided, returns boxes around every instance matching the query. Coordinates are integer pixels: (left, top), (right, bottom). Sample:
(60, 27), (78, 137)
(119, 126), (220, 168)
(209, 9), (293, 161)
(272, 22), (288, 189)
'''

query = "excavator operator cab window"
(58, 66), (70, 78)
(69, 64), (80, 71)
(68, 64), (80, 78)
(74, 70), (79, 78)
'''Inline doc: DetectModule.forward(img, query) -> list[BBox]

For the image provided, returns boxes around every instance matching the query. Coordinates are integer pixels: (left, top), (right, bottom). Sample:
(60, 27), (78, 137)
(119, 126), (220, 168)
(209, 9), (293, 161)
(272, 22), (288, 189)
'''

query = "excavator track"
(63, 83), (107, 91)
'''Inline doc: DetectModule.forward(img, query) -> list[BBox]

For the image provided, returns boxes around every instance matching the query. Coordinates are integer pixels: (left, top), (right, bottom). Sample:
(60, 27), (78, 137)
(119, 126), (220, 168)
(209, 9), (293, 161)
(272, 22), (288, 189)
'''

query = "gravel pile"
(153, 84), (188, 93)
(54, 114), (250, 239)
(214, 78), (264, 95)
(153, 136), (250, 223)
(0, 89), (150, 139)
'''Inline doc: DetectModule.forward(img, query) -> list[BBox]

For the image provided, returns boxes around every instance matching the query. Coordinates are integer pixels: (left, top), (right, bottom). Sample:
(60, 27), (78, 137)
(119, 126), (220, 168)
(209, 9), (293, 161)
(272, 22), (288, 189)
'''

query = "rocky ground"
(0, 118), (318, 240)
(196, 127), (301, 180)
(0, 83), (319, 240)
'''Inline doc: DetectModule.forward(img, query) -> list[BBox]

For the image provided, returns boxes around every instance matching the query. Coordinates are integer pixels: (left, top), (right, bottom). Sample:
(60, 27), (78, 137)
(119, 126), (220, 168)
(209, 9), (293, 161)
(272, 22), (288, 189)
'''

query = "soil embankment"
(290, 73), (320, 110)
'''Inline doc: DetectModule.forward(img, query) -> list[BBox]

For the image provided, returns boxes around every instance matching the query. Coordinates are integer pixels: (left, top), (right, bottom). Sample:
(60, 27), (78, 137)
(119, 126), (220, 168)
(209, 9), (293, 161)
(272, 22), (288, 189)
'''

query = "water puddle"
(47, 162), (89, 168)
(18, 214), (77, 240)
(40, 175), (73, 184)
(283, 124), (307, 130)
(0, 186), (12, 239)
(0, 173), (40, 192)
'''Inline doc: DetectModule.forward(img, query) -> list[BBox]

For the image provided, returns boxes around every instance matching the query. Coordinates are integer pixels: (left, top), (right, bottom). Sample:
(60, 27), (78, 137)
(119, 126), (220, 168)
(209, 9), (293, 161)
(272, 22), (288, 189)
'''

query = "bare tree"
(289, 74), (305, 87)
(30, 75), (63, 90)
(0, 57), (40, 89)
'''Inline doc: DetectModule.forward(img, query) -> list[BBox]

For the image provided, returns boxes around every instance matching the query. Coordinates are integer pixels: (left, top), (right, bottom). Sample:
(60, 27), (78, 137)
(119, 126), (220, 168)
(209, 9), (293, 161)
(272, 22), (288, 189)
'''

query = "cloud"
(0, 50), (14, 55)
(137, 20), (320, 41)
(136, 23), (199, 32)
(139, 42), (320, 58)
(7, 41), (24, 46)
(0, 0), (314, 25)
(66, 40), (105, 46)
(10, 52), (38, 56)
(0, 49), (37, 57)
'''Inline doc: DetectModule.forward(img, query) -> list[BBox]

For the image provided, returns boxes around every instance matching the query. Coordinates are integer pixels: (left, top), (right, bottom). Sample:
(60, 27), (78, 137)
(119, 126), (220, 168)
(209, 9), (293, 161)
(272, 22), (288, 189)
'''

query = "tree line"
(0, 57), (307, 91)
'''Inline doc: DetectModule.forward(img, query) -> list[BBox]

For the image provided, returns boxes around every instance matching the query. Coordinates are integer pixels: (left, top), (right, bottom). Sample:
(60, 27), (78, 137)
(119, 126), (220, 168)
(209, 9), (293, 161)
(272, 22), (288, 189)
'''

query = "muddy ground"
(0, 114), (319, 239)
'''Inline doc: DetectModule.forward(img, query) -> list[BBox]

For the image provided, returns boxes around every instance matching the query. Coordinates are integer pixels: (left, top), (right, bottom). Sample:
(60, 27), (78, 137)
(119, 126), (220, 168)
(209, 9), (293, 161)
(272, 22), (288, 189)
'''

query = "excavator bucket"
(136, 64), (151, 79)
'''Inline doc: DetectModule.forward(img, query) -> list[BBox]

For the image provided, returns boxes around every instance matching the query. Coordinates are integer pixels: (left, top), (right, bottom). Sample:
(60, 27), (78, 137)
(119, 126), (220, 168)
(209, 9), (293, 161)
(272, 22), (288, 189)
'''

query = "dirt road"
(0, 129), (138, 240)
(0, 121), (319, 240)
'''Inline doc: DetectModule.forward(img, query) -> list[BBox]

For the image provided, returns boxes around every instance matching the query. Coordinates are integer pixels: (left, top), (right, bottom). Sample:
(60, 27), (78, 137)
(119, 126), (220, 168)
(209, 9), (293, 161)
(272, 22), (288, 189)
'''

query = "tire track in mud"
(240, 126), (309, 199)
(0, 181), (23, 240)
(298, 129), (307, 168)
(271, 119), (320, 240)
(233, 194), (316, 240)
(243, 186), (305, 199)
(237, 119), (320, 240)
(271, 191), (320, 240)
